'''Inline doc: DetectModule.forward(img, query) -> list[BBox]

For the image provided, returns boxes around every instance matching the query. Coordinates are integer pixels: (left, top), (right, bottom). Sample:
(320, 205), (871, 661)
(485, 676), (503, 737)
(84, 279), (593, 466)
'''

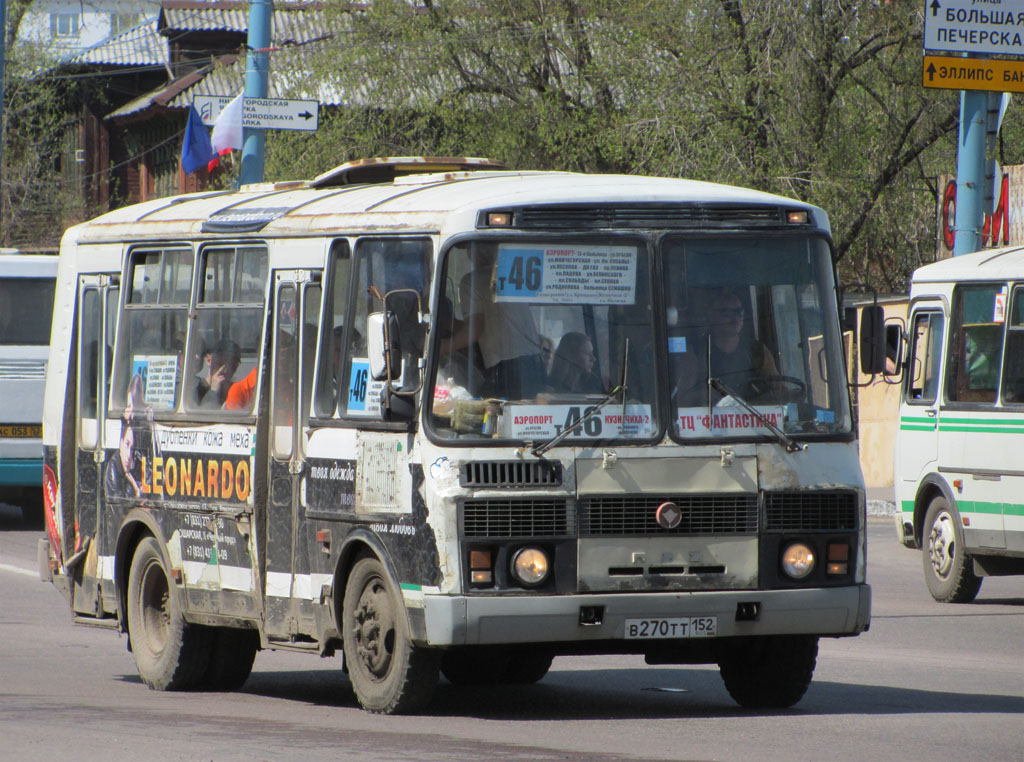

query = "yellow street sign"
(923, 55), (1024, 93)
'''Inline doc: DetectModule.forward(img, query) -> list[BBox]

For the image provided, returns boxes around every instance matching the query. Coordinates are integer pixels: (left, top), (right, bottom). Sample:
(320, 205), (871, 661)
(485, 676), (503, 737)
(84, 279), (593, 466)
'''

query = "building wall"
(853, 300), (908, 497)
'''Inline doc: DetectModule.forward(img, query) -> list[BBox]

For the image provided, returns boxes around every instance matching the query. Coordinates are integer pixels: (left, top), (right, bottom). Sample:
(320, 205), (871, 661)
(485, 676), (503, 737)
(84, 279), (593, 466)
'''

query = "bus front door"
(264, 272), (321, 640)
(896, 306), (944, 526)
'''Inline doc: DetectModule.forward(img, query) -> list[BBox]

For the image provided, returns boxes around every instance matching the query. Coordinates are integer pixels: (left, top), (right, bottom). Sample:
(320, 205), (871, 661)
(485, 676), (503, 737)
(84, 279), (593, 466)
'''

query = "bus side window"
(189, 246), (268, 414)
(1001, 287), (1024, 403)
(339, 238), (431, 418)
(946, 284), (1005, 405)
(907, 312), (943, 403)
(313, 240), (352, 418)
(113, 248), (193, 414)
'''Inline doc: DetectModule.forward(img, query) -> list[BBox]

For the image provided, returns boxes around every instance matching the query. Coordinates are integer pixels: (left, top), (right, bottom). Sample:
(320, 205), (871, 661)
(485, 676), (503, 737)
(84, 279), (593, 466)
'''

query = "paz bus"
(39, 157), (877, 713)
(0, 249), (57, 524)
(895, 246), (1024, 602)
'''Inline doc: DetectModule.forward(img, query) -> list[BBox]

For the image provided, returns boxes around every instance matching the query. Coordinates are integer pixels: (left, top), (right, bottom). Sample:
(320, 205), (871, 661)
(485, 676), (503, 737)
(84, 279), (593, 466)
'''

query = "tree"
(258, 2), (1020, 292)
(1, 0), (116, 248)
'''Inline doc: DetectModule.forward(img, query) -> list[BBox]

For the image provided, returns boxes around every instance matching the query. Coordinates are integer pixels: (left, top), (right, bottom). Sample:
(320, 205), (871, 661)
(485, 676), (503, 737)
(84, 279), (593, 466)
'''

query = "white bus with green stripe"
(895, 246), (1024, 602)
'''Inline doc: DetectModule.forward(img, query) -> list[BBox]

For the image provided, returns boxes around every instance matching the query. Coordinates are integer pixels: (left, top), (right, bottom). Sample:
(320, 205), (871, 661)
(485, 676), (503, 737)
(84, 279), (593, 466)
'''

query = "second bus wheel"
(127, 536), (212, 690)
(922, 496), (982, 603)
(342, 556), (440, 714)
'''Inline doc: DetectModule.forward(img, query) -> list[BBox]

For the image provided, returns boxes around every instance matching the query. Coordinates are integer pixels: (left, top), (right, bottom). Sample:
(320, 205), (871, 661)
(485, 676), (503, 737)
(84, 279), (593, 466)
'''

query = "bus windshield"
(664, 235), (851, 440)
(0, 278), (55, 345)
(428, 234), (850, 443)
(429, 238), (656, 442)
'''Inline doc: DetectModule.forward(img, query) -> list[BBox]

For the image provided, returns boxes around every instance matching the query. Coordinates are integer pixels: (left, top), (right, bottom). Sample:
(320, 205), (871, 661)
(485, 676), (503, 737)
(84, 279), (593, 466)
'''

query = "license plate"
(624, 616), (717, 639)
(0, 424), (41, 438)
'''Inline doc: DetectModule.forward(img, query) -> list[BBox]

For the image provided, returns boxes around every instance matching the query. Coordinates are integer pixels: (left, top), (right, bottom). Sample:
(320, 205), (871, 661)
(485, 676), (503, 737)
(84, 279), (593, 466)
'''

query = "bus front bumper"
(420, 583), (871, 647)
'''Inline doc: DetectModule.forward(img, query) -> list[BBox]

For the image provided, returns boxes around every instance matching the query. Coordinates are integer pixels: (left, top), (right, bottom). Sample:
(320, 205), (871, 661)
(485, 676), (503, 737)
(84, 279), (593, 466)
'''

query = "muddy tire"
(202, 627), (259, 691)
(717, 635), (818, 709)
(922, 496), (982, 603)
(127, 537), (211, 690)
(342, 556), (439, 714)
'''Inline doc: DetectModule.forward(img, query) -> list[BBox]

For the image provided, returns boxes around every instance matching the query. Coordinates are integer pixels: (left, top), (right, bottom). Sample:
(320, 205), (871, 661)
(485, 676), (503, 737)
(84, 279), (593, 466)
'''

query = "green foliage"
(263, 1), (997, 291)
(1, 41), (102, 247)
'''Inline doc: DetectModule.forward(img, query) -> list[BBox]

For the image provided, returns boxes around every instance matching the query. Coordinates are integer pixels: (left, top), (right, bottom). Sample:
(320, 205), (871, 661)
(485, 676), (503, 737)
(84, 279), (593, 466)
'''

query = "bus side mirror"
(883, 323), (903, 376)
(859, 305), (886, 374)
(367, 311), (401, 382)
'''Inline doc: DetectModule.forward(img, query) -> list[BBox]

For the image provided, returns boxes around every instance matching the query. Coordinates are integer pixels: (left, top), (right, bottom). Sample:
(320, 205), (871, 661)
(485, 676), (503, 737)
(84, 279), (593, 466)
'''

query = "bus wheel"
(202, 627), (259, 691)
(441, 646), (552, 685)
(717, 635), (818, 709)
(342, 557), (439, 714)
(127, 537), (211, 690)
(922, 496), (982, 603)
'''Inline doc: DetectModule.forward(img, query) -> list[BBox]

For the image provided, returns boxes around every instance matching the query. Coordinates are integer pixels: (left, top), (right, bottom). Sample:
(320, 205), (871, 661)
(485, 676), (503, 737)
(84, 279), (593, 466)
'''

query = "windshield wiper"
(707, 376), (806, 453)
(532, 339), (630, 458)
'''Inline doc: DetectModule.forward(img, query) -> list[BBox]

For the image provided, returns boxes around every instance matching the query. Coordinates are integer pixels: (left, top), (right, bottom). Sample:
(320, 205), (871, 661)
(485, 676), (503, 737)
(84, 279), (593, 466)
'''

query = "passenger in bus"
(700, 288), (779, 401)
(195, 338), (242, 408)
(103, 417), (142, 499)
(225, 367), (258, 411)
(547, 332), (604, 395)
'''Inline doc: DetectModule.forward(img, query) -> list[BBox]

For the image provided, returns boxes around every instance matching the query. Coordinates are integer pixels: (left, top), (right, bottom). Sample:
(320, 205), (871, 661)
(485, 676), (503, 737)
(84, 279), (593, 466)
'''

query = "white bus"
(39, 157), (875, 713)
(895, 246), (1024, 602)
(0, 249), (58, 525)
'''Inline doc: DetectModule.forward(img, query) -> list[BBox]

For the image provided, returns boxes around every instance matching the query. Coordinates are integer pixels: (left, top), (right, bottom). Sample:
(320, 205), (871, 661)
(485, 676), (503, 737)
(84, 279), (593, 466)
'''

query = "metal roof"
(911, 247), (1024, 285)
(63, 19), (169, 68)
(67, 170), (829, 243)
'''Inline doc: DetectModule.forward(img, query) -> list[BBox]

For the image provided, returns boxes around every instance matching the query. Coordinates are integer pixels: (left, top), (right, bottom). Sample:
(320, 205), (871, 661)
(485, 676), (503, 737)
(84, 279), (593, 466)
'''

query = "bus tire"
(922, 496), (982, 603)
(441, 646), (552, 685)
(717, 635), (818, 709)
(342, 556), (439, 714)
(127, 537), (211, 691)
(202, 627), (258, 691)
(504, 649), (554, 684)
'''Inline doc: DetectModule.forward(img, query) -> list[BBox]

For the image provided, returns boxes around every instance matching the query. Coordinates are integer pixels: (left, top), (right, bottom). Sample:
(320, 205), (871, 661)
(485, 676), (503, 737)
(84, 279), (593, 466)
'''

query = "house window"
(50, 12), (80, 38)
(109, 12), (139, 36)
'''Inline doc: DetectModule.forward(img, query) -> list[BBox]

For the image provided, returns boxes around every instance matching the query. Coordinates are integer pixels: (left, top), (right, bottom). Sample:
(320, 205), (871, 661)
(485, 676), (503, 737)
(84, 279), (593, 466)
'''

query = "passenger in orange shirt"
(224, 366), (258, 411)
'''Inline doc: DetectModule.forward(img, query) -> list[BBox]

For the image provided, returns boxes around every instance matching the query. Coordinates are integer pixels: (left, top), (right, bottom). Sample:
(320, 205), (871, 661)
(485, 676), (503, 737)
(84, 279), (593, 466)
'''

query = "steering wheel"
(747, 375), (807, 402)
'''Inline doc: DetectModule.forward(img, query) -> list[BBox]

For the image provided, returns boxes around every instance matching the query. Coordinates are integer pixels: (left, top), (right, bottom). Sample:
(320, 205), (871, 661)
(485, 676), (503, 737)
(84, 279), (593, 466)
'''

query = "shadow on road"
(231, 665), (1024, 720)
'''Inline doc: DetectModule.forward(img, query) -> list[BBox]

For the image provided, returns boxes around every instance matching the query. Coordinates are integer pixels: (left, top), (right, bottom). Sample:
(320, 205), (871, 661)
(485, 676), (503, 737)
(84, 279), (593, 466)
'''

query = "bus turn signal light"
(826, 541), (849, 576)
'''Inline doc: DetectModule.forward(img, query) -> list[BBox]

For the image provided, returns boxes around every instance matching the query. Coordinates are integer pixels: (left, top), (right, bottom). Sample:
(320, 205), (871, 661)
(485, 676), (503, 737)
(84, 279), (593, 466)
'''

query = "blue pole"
(953, 90), (987, 256)
(240, 0), (271, 185)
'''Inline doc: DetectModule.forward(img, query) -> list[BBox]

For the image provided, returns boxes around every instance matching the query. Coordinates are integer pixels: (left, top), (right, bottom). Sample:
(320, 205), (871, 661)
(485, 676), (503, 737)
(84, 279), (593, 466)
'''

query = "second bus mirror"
(883, 323), (903, 376)
(367, 311), (401, 382)
(859, 305), (886, 375)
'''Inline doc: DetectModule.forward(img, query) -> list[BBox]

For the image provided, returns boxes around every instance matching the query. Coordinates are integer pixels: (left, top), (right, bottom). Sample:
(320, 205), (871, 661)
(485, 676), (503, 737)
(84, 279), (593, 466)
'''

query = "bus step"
(71, 615), (119, 630)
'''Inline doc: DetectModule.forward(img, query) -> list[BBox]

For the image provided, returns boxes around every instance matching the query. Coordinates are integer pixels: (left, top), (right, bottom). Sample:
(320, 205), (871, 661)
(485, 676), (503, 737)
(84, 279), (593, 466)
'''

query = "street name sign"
(923, 54), (1024, 92)
(924, 0), (1024, 56)
(193, 95), (319, 131)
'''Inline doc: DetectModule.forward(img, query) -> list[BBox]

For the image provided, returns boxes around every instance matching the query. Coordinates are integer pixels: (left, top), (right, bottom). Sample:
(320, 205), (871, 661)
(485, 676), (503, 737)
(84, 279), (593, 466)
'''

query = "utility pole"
(240, 0), (271, 186)
(953, 90), (987, 256)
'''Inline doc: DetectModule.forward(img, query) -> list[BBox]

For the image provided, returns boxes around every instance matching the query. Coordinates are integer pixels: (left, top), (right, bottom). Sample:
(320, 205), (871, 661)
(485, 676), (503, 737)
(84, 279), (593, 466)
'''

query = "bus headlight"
(781, 543), (815, 579)
(511, 547), (550, 587)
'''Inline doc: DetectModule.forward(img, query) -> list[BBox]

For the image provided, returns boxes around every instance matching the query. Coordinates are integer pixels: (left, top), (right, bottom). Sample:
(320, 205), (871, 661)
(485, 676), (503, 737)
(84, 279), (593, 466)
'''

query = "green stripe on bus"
(940, 417), (1024, 425)
(901, 500), (914, 514)
(939, 426), (1024, 434)
(900, 425), (935, 431)
(959, 501), (1003, 515)
(400, 583), (421, 592)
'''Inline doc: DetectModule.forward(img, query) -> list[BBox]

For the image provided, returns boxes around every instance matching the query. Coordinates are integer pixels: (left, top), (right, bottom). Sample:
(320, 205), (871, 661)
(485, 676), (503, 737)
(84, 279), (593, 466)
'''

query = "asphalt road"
(1, 502), (1022, 762)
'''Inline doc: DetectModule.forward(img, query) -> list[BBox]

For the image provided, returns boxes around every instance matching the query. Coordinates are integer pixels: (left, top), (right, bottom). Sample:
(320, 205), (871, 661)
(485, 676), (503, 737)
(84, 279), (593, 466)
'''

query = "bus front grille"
(580, 495), (758, 536)
(0, 359), (46, 380)
(764, 490), (859, 531)
(460, 498), (574, 538)
(460, 460), (563, 488)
